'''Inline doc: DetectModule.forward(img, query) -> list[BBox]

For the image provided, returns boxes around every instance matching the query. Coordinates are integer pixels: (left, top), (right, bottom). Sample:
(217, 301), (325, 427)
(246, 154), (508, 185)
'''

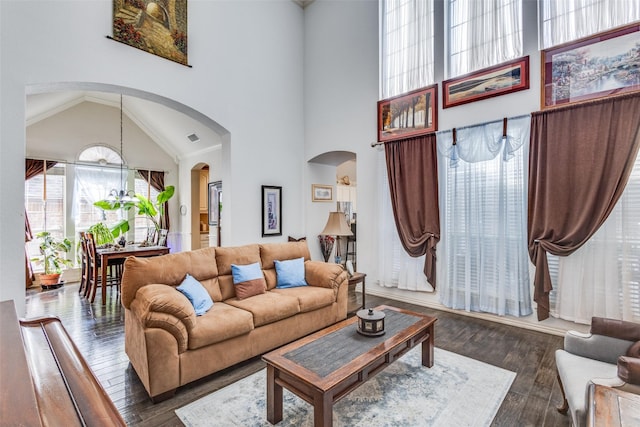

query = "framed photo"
(261, 185), (282, 237)
(442, 56), (530, 109)
(542, 24), (640, 109)
(312, 184), (333, 202)
(377, 84), (438, 143)
(208, 181), (221, 226)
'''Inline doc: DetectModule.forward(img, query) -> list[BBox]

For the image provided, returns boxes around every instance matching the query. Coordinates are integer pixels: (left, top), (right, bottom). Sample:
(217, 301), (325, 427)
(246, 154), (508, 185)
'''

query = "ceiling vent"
(187, 133), (200, 143)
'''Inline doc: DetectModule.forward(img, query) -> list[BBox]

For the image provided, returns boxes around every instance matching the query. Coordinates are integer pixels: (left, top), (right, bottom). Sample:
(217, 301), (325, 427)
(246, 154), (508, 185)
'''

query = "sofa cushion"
(231, 262), (267, 299)
(188, 303), (255, 350)
(216, 245), (261, 300)
(177, 274), (214, 316)
(226, 292), (300, 327)
(275, 257), (308, 289)
(260, 242), (311, 289)
(271, 286), (335, 313)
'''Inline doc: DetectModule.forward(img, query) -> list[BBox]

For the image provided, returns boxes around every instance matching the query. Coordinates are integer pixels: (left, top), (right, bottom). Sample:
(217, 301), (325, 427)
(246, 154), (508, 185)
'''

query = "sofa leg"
(556, 372), (569, 414)
(150, 389), (176, 404)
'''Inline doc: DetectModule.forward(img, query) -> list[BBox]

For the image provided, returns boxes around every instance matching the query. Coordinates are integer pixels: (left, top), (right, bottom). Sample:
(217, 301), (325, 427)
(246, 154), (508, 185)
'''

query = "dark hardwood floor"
(24, 283), (570, 426)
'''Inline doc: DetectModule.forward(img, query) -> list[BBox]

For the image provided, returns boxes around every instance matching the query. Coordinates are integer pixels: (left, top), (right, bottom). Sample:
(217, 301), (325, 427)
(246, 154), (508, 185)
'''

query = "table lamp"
(320, 212), (353, 264)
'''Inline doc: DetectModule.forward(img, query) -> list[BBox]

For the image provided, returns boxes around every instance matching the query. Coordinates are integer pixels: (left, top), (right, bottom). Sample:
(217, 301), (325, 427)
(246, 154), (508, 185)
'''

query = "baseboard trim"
(366, 287), (569, 337)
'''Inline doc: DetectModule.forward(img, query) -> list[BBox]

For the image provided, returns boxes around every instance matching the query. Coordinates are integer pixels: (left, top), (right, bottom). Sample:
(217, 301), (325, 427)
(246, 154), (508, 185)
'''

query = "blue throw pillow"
(231, 262), (267, 299)
(275, 257), (308, 289)
(177, 274), (214, 316)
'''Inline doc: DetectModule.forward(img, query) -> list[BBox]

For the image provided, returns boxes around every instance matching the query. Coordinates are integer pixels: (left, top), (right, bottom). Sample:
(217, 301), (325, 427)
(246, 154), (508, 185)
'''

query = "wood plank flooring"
(24, 283), (570, 426)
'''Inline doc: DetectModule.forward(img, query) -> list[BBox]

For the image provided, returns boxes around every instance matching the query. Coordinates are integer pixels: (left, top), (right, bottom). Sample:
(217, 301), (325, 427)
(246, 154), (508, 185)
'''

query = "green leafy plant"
(94, 185), (175, 231)
(32, 231), (72, 275)
(87, 222), (128, 245)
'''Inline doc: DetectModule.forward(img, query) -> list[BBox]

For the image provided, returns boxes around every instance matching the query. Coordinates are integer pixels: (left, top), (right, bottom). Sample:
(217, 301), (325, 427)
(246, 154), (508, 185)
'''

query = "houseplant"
(32, 231), (72, 286)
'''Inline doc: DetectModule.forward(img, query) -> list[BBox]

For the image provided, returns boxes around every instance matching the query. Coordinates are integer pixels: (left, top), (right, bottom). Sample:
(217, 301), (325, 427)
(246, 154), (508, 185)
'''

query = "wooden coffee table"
(262, 305), (437, 427)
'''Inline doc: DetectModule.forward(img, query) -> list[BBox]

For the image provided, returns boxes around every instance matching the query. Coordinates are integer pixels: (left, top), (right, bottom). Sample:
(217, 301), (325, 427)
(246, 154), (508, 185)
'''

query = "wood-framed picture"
(261, 185), (282, 237)
(442, 56), (530, 109)
(311, 184), (333, 202)
(377, 84), (438, 143)
(541, 24), (640, 109)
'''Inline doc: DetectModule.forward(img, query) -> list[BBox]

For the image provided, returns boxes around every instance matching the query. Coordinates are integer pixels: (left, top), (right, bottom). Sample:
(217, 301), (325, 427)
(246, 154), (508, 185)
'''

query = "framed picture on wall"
(261, 185), (282, 237)
(377, 84), (438, 143)
(541, 24), (640, 109)
(442, 56), (530, 108)
(312, 184), (333, 202)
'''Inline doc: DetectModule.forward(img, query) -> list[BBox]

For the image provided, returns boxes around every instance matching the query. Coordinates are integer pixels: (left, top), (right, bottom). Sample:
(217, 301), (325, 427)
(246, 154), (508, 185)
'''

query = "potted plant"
(32, 231), (73, 287)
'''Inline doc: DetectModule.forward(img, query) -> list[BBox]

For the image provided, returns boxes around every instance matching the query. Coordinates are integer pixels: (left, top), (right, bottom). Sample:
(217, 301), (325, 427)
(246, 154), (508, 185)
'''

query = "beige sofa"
(120, 241), (348, 401)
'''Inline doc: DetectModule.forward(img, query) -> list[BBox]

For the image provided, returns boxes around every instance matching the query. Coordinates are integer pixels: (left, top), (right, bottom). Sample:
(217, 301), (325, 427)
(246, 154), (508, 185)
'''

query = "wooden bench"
(0, 300), (125, 426)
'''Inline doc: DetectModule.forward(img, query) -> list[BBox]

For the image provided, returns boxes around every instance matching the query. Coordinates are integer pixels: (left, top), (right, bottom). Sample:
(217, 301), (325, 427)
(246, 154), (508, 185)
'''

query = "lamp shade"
(320, 212), (353, 237)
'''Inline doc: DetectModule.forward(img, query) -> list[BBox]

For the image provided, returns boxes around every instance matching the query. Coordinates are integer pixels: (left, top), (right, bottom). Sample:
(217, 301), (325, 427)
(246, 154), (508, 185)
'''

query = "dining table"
(97, 244), (170, 305)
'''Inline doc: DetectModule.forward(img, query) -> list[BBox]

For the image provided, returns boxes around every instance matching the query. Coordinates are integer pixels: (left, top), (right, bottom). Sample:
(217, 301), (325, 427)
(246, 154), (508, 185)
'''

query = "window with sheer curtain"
(134, 173), (160, 242)
(447, 0), (522, 78)
(380, 0), (435, 99)
(436, 116), (532, 317)
(377, 0), (436, 291)
(539, 0), (640, 49)
(548, 150), (640, 324)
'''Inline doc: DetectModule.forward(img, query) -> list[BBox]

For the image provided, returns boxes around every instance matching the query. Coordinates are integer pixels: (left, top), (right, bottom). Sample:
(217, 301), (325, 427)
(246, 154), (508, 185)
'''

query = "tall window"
(134, 172), (160, 242)
(25, 164), (66, 262)
(380, 0), (435, 99)
(548, 150), (640, 324)
(540, 0), (640, 49)
(448, 0), (522, 78)
(436, 116), (532, 317)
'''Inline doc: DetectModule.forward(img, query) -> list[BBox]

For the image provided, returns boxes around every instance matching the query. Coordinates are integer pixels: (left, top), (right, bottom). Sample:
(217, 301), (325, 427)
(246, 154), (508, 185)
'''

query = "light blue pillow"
(177, 274), (214, 316)
(275, 257), (308, 289)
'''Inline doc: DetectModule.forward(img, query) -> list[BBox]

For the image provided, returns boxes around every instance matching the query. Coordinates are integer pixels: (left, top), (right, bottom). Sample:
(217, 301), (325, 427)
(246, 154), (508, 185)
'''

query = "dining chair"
(85, 232), (122, 303)
(78, 232), (89, 296)
(157, 229), (168, 247)
(146, 227), (157, 245)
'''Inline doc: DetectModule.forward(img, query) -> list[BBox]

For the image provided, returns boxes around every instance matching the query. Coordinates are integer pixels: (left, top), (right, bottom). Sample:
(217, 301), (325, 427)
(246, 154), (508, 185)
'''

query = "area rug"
(175, 347), (515, 427)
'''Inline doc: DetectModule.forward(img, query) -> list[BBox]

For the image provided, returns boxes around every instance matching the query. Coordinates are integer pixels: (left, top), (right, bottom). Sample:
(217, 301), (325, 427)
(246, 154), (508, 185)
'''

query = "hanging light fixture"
(104, 94), (137, 206)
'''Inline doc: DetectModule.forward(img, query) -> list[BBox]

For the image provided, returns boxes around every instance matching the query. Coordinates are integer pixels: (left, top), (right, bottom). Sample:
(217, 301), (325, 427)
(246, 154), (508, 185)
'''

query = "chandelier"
(105, 94), (137, 206)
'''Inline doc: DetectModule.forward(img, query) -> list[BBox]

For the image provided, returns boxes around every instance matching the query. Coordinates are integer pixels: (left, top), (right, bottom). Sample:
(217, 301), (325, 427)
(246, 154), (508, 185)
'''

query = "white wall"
(1, 0), (305, 314)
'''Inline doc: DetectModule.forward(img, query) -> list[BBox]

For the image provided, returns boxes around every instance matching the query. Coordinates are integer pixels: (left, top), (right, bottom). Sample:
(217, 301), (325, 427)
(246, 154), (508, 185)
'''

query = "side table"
(347, 272), (366, 314)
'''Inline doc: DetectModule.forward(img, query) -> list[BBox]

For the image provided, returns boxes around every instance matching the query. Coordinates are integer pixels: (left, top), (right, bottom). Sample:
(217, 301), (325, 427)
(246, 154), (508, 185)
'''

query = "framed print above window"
(262, 185), (282, 237)
(311, 184), (333, 202)
(377, 85), (438, 143)
(442, 56), (530, 108)
(542, 24), (640, 109)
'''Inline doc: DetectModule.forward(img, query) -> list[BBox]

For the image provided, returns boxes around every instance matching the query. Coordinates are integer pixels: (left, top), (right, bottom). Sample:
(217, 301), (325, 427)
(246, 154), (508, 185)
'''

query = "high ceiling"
(26, 91), (223, 161)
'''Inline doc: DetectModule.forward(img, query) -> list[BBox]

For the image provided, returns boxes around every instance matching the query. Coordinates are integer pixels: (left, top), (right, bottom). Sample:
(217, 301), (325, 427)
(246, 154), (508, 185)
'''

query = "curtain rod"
(26, 157), (169, 173)
(370, 113), (530, 147)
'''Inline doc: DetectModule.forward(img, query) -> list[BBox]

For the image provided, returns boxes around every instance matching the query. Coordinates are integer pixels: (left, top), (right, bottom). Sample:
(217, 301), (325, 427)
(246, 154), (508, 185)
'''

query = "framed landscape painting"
(377, 85), (438, 143)
(443, 56), (530, 108)
(262, 185), (282, 237)
(542, 24), (640, 109)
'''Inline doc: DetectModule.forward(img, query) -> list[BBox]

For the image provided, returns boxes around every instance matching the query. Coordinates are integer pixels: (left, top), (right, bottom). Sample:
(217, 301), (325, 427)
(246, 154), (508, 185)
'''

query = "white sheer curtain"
(376, 150), (434, 292)
(540, 0), (640, 49)
(436, 116), (532, 316)
(548, 149), (640, 324)
(448, 0), (522, 78)
(73, 165), (121, 221)
(380, 0), (434, 99)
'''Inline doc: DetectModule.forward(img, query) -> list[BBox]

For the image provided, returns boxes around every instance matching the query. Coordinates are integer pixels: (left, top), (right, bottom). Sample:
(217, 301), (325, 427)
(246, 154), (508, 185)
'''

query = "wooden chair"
(78, 232), (89, 296)
(85, 233), (122, 303)
(157, 229), (168, 247)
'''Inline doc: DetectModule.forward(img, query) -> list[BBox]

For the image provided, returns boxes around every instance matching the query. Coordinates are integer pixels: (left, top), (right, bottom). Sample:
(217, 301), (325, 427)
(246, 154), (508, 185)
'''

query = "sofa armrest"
(618, 356), (640, 385)
(304, 261), (347, 292)
(564, 330), (634, 365)
(129, 285), (196, 354)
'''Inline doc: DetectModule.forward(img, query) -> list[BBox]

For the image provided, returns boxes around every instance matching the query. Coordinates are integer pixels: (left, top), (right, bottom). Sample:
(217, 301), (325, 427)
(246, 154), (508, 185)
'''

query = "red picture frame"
(377, 85), (438, 143)
(541, 24), (640, 109)
(442, 56), (530, 109)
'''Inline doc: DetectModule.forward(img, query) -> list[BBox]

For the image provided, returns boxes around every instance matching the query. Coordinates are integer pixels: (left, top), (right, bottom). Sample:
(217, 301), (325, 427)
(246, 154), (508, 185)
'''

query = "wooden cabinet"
(199, 170), (209, 213)
(200, 233), (209, 249)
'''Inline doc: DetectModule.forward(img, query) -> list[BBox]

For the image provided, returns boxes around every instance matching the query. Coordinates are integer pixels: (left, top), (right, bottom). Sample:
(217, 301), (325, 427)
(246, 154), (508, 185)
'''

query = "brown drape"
(25, 159), (58, 287)
(528, 93), (640, 320)
(138, 169), (170, 230)
(385, 133), (440, 287)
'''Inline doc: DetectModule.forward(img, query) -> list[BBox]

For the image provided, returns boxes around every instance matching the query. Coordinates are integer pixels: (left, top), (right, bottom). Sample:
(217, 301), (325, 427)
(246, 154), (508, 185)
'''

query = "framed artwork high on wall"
(262, 185), (282, 237)
(377, 85), (438, 143)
